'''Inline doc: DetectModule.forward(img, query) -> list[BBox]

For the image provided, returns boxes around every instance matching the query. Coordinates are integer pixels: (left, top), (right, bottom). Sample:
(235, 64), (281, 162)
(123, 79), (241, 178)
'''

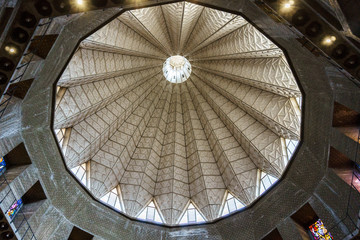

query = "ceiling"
(53, 1), (302, 226)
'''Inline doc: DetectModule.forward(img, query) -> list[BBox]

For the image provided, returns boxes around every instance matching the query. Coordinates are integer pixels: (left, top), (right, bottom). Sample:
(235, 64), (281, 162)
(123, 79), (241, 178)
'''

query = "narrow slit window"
(296, 97), (302, 110)
(0, 157), (6, 174)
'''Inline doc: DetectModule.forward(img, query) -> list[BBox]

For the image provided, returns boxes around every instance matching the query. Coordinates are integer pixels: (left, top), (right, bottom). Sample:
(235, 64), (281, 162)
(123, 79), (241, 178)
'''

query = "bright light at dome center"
(163, 55), (191, 84)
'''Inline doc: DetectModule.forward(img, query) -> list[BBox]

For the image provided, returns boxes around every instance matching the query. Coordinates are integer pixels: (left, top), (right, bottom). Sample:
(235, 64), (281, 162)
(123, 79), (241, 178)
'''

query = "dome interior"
(54, 1), (302, 226)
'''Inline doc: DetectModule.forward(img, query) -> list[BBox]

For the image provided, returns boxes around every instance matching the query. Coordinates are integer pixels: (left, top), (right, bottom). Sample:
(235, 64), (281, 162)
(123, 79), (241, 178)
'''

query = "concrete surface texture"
(0, 0), (359, 239)
(53, 2), (301, 226)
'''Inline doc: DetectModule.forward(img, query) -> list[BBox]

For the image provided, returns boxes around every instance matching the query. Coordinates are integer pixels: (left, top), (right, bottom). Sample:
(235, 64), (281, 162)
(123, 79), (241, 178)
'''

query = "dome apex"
(163, 55), (191, 83)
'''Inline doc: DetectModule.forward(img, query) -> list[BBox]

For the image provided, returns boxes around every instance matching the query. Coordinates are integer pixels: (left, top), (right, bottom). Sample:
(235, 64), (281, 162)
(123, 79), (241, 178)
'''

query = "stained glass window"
(100, 187), (124, 212)
(71, 163), (88, 186)
(6, 199), (23, 219)
(179, 202), (206, 224)
(0, 157), (6, 174)
(309, 219), (333, 240)
(137, 201), (164, 224)
(221, 192), (245, 217)
(259, 171), (278, 195)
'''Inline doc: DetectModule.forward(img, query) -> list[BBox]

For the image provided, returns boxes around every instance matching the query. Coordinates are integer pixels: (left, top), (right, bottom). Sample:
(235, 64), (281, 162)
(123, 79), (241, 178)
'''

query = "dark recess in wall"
(333, 102), (360, 127)
(302, 0), (343, 31)
(262, 228), (283, 240)
(8, 79), (34, 99)
(4, 143), (32, 167)
(68, 226), (94, 240)
(22, 181), (47, 205)
(337, 0), (360, 37)
(28, 34), (59, 59)
(328, 146), (359, 192)
(0, 8), (13, 37)
(291, 203), (318, 240)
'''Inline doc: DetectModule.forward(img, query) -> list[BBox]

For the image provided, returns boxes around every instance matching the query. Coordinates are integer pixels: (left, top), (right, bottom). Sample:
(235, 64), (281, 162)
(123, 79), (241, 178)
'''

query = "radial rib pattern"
(154, 84), (189, 224)
(183, 7), (244, 55)
(54, 1), (302, 226)
(118, 8), (172, 55)
(90, 77), (164, 198)
(192, 69), (300, 140)
(84, 18), (166, 59)
(55, 68), (161, 128)
(189, 76), (285, 177)
(192, 58), (300, 97)
(178, 2), (204, 54)
(190, 23), (282, 60)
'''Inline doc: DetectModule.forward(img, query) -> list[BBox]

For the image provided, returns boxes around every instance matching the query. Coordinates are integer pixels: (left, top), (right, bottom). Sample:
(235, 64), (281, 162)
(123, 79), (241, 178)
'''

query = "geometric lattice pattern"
(54, 2), (302, 226)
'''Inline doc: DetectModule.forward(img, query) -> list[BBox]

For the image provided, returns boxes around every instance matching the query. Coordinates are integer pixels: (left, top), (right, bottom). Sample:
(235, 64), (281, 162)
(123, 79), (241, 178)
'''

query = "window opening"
(285, 139), (299, 161)
(137, 200), (164, 224)
(309, 219), (333, 240)
(71, 162), (88, 187)
(6, 199), (23, 219)
(100, 186), (124, 212)
(296, 97), (302, 110)
(259, 171), (278, 195)
(0, 156), (6, 174)
(55, 86), (66, 107)
(220, 191), (245, 217)
(179, 202), (206, 224)
(55, 128), (71, 154)
(163, 55), (191, 83)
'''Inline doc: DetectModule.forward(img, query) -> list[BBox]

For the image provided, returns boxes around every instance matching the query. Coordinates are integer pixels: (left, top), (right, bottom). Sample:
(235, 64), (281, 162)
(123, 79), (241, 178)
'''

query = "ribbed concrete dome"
(54, 2), (301, 226)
